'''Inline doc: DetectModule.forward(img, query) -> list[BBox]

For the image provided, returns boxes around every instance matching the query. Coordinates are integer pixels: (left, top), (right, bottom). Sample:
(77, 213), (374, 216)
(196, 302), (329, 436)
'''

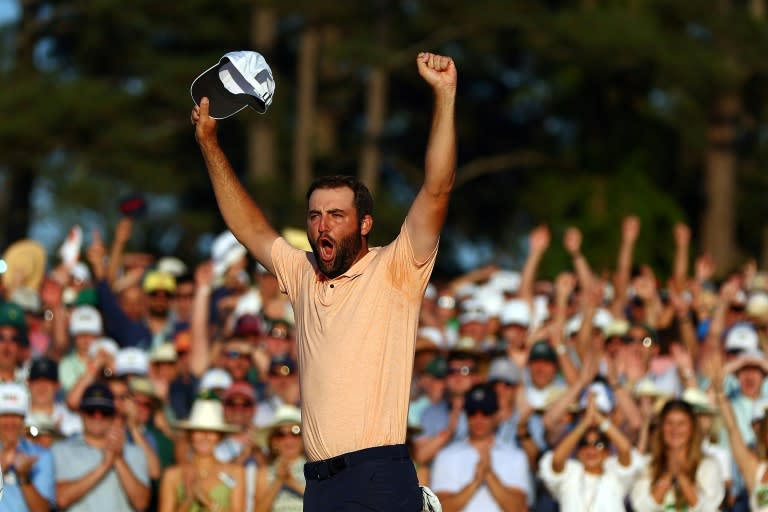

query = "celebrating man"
(191, 51), (456, 511)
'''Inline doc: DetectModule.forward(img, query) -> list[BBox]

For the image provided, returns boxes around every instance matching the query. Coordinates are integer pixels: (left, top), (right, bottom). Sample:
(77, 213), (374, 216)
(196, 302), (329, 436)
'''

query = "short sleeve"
(538, 451), (579, 500)
(124, 444), (150, 486)
(31, 449), (57, 505)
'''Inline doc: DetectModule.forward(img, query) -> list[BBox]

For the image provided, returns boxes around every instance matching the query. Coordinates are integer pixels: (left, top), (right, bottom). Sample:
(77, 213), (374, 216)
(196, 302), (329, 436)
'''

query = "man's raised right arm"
(192, 97), (279, 273)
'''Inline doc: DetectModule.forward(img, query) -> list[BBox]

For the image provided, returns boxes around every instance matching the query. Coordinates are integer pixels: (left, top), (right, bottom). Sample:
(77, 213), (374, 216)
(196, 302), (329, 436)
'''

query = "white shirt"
(630, 456), (724, 512)
(430, 439), (530, 512)
(538, 449), (643, 512)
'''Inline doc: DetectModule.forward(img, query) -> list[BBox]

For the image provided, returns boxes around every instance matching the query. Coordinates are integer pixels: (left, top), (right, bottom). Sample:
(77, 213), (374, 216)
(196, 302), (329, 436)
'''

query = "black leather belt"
(304, 444), (410, 481)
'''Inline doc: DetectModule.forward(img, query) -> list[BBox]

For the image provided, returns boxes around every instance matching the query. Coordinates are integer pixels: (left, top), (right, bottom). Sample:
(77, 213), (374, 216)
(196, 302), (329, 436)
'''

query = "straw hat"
(2, 239), (47, 292)
(254, 404), (301, 449)
(174, 399), (240, 433)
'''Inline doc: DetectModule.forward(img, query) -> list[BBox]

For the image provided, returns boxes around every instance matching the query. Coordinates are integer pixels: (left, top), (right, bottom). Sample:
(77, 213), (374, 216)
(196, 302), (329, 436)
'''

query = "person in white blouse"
(630, 399), (725, 511)
(713, 362), (768, 512)
(538, 390), (641, 512)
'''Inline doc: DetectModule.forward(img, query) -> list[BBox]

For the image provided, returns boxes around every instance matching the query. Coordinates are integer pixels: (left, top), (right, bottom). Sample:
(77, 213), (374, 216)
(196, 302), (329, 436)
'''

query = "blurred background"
(1, 0), (768, 279)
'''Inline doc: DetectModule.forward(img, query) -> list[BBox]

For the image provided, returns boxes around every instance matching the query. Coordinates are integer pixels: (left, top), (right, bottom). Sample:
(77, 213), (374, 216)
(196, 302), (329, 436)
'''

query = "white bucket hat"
(174, 399), (240, 433)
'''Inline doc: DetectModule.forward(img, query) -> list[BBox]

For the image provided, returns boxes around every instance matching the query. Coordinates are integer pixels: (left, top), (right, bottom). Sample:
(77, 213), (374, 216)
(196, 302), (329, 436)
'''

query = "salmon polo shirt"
(271, 222), (438, 462)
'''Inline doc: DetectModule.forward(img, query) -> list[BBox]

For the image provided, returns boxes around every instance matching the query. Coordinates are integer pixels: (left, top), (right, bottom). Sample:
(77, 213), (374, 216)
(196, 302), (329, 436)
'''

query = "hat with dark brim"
(191, 51), (275, 120)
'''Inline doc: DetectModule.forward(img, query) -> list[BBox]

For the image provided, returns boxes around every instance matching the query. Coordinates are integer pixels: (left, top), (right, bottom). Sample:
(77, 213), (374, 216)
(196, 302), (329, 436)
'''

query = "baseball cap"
(499, 299), (531, 327)
(233, 314), (262, 338)
(79, 382), (115, 413)
(149, 343), (178, 364)
(191, 51), (275, 120)
(115, 347), (149, 377)
(69, 305), (103, 336)
(222, 381), (257, 403)
(487, 357), (522, 385)
(724, 322), (760, 353)
(29, 357), (58, 381)
(529, 340), (558, 364)
(143, 270), (177, 294)
(199, 368), (234, 393)
(211, 231), (247, 277)
(88, 337), (120, 359)
(424, 357), (447, 378)
(0, 382), (29, 416)
(0, 302), (27, 331)
(269, 356), (297, 377)
(265, 319), (291, 340)
(464, 384), (499, 416)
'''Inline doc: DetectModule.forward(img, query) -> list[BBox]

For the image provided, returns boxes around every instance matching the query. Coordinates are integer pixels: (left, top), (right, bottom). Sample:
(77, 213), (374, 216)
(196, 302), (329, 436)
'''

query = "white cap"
(593, 308), (614, 331)
(487, 270), (521, 295)
(499, 299), (531, 327)
(149, 343), (178, 363)
(603, 318), (630, 338)
(88, 337), (120, 359)
(199, 368), (234, 392)
(724, 322), (760, 353)
(0, 382), (29, 416)
(191, 50), (275, 119)
(115, 347), (149, 377)
(69, 306), (103, 336)
(474, 287), (505, 317)
(211, 231), (247, 277)
(156, 257), (188, 277)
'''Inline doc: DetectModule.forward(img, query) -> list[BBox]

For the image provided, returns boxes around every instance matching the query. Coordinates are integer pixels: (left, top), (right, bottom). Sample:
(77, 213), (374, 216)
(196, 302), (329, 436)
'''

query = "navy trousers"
(303, 444), (423, 512)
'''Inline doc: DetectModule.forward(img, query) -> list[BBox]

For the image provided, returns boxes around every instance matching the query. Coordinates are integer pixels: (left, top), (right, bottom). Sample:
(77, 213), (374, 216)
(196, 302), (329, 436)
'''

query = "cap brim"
(174, 420), (240, 433)
(190, 59), (267, 119)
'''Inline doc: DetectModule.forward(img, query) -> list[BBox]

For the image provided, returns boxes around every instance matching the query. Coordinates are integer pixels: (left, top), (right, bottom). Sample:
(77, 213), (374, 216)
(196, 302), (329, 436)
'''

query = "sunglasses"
(176, 292), (195, 300)
(224, 400), (255, 409)
(148, 291), (175, 298)
(446, 366), (475, 376)
(273, 425), (301, 438)
(578, 439), (606, 450)
(83, 408), (116, 418)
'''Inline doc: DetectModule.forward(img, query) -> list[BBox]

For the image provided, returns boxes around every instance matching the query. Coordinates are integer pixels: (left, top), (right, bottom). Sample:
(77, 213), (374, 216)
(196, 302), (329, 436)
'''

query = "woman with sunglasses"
(630, 399), (724, 511)
(159, 398), (245, 512)
(254, 404), (306, 512)
(539, 391), (638, 511)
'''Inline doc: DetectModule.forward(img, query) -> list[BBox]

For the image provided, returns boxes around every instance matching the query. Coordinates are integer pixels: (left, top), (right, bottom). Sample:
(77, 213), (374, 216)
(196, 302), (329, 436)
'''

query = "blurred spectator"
(27, 357), (82, 437)
(159, 399), (245, 511)
(209, 231), (250, 328)
(413, 348), (482, 466)
(630, 399), (724, 511)
(408, 356), (447, 429)
(216, 382), (262, 512)
(0, 302), (29, 382)
(539, 391), (639, 512)
(253, 404), (306, 512)
(58, 305), (104, 391)
(0, 382), (56, 512)
(255, 356), (300, 428)
(53, 381), (150, 511)
(430, 383), (529, 511)
(524, 340), (566, 411)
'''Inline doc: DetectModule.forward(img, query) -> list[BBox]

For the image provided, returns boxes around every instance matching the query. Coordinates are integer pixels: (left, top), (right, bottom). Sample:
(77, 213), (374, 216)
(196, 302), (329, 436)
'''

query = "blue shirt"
(0, 438), (56, 512)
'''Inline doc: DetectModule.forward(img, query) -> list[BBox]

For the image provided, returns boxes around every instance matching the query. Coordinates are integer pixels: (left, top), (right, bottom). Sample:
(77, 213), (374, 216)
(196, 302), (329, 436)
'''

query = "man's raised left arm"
(406, 52), (457, 262)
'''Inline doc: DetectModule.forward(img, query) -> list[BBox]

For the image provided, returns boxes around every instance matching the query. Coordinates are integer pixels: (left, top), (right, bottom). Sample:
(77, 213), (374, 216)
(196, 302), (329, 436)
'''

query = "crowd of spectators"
(0, 213), (766, 511)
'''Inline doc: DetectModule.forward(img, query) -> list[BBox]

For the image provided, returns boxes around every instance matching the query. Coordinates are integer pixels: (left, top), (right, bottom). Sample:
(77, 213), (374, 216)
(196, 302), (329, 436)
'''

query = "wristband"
(18, 474), (31, 486)
(598, 418), (612, 433)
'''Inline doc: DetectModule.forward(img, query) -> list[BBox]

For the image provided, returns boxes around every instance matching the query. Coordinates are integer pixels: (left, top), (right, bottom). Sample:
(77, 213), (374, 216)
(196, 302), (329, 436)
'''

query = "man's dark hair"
(306, 175), (374, 222)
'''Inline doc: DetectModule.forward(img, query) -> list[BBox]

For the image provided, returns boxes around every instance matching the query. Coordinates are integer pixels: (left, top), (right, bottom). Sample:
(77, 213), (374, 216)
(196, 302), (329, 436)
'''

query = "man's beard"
(310, 229), (364, 279)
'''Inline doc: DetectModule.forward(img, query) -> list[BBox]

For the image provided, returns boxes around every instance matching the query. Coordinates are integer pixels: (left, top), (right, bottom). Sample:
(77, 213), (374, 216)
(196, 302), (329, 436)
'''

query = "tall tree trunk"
(358, 67), (388, 195)
(752, 0), (766, 17)
(293, 24), (320, 197)
(2, 170), (34, 247)
(702, 95), (740, 274)
(248, 7), (277, 183)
